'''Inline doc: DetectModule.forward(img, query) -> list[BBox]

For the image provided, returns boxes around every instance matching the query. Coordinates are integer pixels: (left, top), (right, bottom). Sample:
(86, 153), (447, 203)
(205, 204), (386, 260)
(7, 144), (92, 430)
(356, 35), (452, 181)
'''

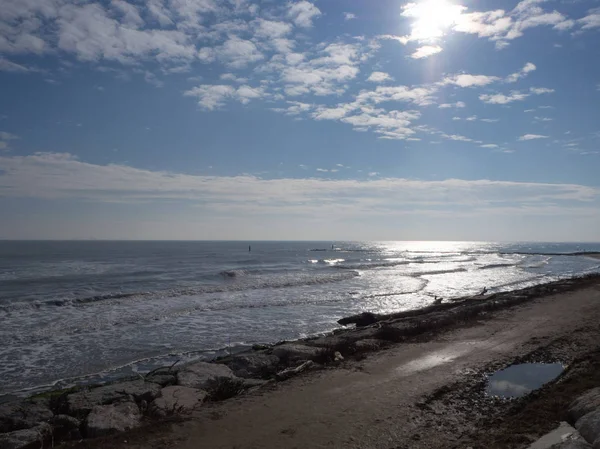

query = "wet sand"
(65, 276), (600, 449)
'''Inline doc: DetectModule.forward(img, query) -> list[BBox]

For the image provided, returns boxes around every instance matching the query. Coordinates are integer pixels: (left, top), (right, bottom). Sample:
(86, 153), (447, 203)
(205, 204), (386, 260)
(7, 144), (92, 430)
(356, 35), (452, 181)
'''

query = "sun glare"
(403, 0), (466, 42)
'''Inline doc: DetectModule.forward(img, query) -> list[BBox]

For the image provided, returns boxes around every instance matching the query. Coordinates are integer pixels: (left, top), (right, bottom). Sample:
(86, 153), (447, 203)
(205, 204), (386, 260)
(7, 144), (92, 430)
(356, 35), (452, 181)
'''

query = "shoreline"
(3, 273), (600, 448)
(4, 270), (600, 401)
(56, 270), (600, 449)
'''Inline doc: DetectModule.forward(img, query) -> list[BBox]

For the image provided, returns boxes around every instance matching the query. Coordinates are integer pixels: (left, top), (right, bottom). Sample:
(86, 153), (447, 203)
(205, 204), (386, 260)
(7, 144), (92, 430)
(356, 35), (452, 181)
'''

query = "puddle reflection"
(486, 363), (564, 398)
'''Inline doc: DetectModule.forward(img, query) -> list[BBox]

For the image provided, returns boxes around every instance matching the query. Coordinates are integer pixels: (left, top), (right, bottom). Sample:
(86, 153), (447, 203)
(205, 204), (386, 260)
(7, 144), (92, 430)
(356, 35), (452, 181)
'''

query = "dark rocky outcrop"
(219, 353), (280, 379)
(0, 423), (51, 449)
(576, 410), (600, 447)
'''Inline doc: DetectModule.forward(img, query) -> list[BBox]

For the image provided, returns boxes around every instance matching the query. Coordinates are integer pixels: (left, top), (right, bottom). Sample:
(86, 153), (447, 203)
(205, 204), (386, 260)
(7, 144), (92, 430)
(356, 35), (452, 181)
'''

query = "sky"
(1, 0), (599, 241)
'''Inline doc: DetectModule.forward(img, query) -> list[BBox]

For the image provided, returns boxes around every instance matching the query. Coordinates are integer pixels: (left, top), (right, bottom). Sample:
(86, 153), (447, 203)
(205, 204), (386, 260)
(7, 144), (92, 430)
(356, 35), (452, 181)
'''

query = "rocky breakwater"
(0, 341), (354, 449)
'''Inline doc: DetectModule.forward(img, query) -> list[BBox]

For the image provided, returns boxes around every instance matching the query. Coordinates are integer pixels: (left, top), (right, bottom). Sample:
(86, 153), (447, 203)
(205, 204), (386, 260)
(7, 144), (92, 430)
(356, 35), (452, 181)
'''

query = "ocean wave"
(477, 263), (517, 270)
(0, 270), (360, 313)
(414, 268), (468, 276)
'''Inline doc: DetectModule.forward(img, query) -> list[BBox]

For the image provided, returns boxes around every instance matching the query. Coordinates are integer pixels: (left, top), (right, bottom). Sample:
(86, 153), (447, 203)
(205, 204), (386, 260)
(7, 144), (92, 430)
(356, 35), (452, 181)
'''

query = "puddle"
(486, 363), (564, 398)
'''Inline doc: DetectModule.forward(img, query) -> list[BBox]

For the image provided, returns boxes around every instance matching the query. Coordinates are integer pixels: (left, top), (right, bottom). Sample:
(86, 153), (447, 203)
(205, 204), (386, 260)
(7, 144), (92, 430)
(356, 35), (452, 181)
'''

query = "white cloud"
(184, 84), (266, 110)
(367, 72), (393, 83)
(479, 91), (529, 104)
(1, 154), (596, 218)
(481, 144), (499, 148)
(411, 45), (443, 59)
(344, 12), (357, 21)
(530, 87), (554, 94)
(110, 0), (144, 28)
(466, 116), (477, 121)
(439, 101), (466, 109)
(518, 134), (548, 140)
(442, 133), (475, 143)
(213, 37), (264, 68)
(356, 85), (438, 107)
(253, 19), (293, 39)
(480, 118), (500, 123)
(287, 1), (321, 28)
(505, 62), (536, 83)
(441, 74), (500, 88)
(579, 8), (600, 30)
(534, 116), (553, 122)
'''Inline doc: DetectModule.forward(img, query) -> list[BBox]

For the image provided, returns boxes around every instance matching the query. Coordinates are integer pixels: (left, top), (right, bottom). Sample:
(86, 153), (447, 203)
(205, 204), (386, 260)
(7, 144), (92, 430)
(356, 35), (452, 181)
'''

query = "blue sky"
(1, 0), (599, 240)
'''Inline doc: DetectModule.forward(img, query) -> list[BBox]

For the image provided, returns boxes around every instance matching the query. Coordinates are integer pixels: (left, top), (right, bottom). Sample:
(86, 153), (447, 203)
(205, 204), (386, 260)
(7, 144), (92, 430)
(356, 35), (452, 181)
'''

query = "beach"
(47, 272), (600, 449)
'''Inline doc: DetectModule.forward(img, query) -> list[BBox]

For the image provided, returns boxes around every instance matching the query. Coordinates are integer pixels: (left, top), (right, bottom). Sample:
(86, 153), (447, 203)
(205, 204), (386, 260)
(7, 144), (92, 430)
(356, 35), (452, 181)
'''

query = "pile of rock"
(545, 387), (600, 448)
(0, 341), (358, 449)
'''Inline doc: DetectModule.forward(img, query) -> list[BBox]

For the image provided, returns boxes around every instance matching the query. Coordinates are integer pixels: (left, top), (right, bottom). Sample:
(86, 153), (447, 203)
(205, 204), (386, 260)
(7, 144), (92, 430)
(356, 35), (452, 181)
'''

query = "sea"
(1, 240), (600, 397)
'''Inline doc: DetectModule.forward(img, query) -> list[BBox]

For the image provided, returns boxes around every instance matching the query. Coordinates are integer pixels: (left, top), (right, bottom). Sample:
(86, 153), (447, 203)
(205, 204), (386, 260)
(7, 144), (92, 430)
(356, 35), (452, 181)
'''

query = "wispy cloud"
(505, 62), (536, 83)
(519, 134), (549, 140)
(343, 12), (357, 21)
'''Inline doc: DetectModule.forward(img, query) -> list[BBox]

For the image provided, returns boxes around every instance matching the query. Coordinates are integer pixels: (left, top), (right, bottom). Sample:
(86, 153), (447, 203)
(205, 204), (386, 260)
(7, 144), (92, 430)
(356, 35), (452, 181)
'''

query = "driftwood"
(275, 361), (314, 381)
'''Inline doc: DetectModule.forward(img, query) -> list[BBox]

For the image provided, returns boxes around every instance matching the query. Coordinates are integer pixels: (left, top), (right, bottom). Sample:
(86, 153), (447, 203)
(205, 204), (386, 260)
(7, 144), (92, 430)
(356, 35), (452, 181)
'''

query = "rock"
(275, 361), (314, 381)
(151, 386), (207, 417)
(593, 438), (600, 449)
(334, 351), (344, 362)
(221, 353), (280, 379)
(51, 414), (82, 441)
(85, 402), (141, 438)
(549, 441), (592, 448)
(0, 423), (51, 449)
(67, 380), (161, 416)
(569, 389), (600, 423)
(337, 312), (379, 327)
(272, 344), (321, 362)
(0, 401), (53, 433)
(576, 410), (600, 445)
(177, 362), (236, 390)
(355, 339), (387, 352)
(145, 373), (177, 387)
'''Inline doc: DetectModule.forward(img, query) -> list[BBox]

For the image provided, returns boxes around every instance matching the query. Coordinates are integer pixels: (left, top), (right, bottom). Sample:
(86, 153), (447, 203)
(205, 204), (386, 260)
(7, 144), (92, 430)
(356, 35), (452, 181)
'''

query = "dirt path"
(172, 282), (600, 449)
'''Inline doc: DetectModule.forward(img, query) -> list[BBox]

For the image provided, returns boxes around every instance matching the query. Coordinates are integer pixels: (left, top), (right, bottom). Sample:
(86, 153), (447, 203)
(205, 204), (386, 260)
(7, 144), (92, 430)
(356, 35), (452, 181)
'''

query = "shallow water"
(0, 240), (598, 396)
(486, 363), (565, 398)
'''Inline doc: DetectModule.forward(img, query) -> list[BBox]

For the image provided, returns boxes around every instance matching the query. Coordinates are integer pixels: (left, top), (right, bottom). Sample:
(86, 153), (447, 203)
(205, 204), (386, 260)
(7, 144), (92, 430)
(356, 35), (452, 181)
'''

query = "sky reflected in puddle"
(486, 363), (564, 398)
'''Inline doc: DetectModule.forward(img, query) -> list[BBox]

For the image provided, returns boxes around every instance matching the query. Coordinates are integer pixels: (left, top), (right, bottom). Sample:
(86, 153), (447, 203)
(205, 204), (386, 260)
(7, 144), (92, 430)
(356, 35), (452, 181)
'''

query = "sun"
(402, 0), (466, 42)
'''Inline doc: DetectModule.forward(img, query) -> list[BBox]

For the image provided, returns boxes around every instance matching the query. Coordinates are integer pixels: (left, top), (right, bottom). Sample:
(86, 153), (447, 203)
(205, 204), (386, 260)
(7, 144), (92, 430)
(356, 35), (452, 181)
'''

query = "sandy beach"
(55, 274), (600, 449)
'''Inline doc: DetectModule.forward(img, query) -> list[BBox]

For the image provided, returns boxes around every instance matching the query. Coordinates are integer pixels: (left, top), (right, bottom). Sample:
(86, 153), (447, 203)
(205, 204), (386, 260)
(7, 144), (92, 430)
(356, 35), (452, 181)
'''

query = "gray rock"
(152, 386), (207, 417)
(85, 402), (141, 438)
(593, 437), (600, 449)
(569, 389), (600, 423)
(0, 423), (51, 449)
(355, 339), (386, 352)
(0, 401), (53, 433)
(51, 414), (82, 440)
(67, 380), (161, 415)
(222, 353), (280, 378)
(177, 362), (236, 390)
(272, 344), (321, 362)
(145, 373), (177, 387)
(549, 441), (592, 448)
(576, 410), (600, 444)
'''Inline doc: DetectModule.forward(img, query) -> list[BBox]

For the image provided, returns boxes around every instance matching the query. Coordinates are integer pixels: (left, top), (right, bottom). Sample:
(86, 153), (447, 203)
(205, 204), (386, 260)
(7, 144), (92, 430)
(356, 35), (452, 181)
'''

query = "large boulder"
(0, 401), (53, 433)
(67, 380), (161, 416)
(337, 312), (379, 327)
(0, 423), (51, 449)
(221, 353), (280, 379)
(151, 386), (207, 417)
(569, 389), (600, 423)
(85, 402), (141, 438)
(576, 410), (600, 445)
(177, 362), (236, 390)
(355, 338), (387, 352)
(272, 344), (321, 363)
(145, 372), (177, 387)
